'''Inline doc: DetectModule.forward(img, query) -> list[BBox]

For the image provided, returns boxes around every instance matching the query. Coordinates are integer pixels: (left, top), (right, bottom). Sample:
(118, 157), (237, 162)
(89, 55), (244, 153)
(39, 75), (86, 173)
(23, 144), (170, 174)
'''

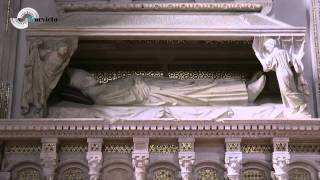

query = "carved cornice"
(58, 3), (262, 13)
(0, 119), (319, 138)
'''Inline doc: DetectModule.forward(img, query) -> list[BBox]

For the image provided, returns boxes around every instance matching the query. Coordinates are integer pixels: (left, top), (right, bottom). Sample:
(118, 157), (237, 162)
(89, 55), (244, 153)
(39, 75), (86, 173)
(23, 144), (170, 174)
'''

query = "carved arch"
(242, 161), (272, 180)
(9, 162), (41, 180)
(289, 161), (319, 180)
(56, 161), (89, 180)
(148, 161), (180, 180)
(193, 161), (225, 180)
(102, 160), (134, 180)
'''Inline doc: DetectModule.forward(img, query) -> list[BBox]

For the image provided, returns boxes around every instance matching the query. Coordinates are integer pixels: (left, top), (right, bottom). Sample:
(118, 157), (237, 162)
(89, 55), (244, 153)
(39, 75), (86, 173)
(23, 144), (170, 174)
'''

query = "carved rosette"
(86, 138), (103, 180)
(40, 138), (58, 180)
(132, 153), (149, 180)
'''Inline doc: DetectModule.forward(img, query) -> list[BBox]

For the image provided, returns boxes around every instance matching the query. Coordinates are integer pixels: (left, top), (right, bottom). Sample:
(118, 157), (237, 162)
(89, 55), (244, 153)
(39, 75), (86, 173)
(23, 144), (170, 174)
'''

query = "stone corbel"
(178, 138), (195, 180)
(225, 138), (242, 180)
(132, 137), (149, 180)
(21, 37), (78, 117)
(272, 138), (290, 180)
(40, 138), (58, 180)
(86, 138), (103, 180)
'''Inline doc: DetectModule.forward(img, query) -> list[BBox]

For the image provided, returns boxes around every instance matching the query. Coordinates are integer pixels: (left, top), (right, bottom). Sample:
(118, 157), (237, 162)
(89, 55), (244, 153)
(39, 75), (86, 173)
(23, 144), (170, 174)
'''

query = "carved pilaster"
(225, 138), (242, 180)
(86, 138), (103, 180)
(40, 138), (58, 180)
(272, 138), (290, 180)
(132, 138), (149, 180)
(178, 138), (195, 180)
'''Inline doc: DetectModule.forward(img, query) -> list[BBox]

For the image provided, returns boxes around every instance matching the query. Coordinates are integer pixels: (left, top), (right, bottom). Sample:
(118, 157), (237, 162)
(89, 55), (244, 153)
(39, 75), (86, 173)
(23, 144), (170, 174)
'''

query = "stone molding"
(0, 119), (319, 138)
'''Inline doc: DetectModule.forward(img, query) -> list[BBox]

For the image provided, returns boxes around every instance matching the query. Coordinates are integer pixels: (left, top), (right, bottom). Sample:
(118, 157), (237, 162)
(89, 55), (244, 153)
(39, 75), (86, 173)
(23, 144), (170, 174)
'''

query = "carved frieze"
(289, 144), (320, 153)
(58, 3), (262, 13)
(149, 144), (178, 153)
(104, 144), (133, 153)
(60, 144), (88, 153)
(241, 144), (273, 153)
(5, 144), (41, 153)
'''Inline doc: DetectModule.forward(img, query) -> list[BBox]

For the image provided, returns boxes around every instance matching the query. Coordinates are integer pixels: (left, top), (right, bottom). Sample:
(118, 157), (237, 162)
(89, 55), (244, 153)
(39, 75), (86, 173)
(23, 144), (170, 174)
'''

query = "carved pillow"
(60, 85), (95, 105)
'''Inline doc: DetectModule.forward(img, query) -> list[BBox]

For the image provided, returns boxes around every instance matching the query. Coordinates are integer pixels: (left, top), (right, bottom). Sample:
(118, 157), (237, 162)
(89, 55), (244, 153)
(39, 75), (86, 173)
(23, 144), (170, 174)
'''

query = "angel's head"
(264, 39), (276, 53)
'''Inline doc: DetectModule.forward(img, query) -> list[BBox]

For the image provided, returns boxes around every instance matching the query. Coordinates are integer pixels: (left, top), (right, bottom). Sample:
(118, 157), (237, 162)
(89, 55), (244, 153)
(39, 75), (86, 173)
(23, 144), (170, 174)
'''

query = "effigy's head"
(263, 39), (276, 53)
(68, 68), (98, 90)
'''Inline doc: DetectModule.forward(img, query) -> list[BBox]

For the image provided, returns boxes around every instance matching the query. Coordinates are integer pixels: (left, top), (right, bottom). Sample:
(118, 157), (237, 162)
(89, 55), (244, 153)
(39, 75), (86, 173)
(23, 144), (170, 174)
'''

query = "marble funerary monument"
(0, 0), (320, 179)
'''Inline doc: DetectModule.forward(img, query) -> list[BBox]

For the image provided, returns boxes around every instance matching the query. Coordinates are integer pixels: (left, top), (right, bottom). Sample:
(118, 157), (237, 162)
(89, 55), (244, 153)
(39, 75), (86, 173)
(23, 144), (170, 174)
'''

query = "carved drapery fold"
(253, 36), (310, 118)
(21, 37), (78, 117)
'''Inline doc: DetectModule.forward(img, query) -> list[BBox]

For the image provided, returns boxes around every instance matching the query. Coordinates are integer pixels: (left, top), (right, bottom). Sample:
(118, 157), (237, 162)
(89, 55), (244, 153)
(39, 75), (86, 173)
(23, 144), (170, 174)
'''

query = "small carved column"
(86, 138), (103, 180)
(178, 138), (195, 180)
(40, 138), (58, 180)
(132, 137), (149, 180)
(225, 138), (242, 180)
(272, 138), (290, 180)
